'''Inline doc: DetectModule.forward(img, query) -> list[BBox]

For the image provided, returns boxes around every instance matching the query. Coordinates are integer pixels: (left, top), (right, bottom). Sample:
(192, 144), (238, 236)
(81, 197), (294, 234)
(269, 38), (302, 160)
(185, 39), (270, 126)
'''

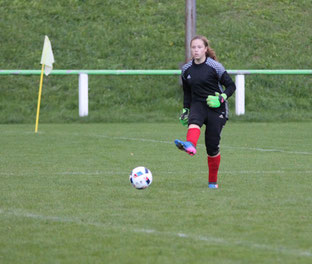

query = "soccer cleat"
(208, 183), (219, 189)
(174, 139), (196, 156)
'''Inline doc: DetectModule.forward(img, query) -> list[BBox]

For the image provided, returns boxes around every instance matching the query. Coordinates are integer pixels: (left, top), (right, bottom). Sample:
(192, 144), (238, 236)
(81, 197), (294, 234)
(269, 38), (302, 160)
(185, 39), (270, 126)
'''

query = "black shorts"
(189, 101), (226, 156)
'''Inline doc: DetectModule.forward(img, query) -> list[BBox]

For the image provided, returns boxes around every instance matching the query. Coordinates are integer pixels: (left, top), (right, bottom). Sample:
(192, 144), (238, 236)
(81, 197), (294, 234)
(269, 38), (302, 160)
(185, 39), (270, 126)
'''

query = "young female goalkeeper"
(175, 35), (236, 189)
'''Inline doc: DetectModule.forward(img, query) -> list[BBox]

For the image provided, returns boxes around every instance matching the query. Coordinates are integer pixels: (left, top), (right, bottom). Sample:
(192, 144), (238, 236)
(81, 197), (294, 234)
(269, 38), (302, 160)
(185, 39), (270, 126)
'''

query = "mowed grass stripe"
(1, 170), (312, 177)
(2, 128), (311, 155)
(1, 208), (311, 258)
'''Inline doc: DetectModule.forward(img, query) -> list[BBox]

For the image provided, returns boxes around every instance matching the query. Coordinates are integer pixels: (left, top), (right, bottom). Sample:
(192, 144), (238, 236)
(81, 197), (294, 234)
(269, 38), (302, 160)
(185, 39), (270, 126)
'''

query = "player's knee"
(206, 146), (219, 156)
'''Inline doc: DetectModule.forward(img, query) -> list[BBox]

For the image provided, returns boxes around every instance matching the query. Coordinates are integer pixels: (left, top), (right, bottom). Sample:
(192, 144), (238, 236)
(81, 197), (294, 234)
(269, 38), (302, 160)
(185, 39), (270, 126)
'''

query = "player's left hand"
(207, 92), (227, 108)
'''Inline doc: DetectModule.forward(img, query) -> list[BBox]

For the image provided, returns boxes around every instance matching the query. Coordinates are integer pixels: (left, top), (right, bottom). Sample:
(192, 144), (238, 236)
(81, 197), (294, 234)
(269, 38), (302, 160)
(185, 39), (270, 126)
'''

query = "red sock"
(208, 154), (221, 184)
(186, 128), (200, 147)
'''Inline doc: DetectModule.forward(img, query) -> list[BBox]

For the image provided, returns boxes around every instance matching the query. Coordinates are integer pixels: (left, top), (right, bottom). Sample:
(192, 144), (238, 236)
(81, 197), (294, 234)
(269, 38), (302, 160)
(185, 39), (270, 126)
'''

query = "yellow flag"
(40, 36), (54, 76)
(35, 36), (54, 132)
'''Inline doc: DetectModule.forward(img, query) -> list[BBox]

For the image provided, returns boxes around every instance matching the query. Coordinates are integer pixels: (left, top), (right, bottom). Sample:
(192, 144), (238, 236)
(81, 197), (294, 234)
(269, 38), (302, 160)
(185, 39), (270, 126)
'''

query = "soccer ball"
(129, 166), (153, 189)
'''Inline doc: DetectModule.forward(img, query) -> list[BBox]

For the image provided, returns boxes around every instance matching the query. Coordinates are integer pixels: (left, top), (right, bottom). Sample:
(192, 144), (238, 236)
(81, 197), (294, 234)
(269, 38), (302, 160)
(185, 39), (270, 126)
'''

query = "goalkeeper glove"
(207, 92), (227, 108)
(179, 108), (189, 127)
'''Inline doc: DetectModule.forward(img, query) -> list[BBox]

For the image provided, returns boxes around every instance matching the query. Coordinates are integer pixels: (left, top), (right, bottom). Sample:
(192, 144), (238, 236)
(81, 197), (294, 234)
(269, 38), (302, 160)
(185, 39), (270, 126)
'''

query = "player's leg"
(175, 101), (204, 156)
(205, 111), (226, 188)
(207, 153), (221, 188)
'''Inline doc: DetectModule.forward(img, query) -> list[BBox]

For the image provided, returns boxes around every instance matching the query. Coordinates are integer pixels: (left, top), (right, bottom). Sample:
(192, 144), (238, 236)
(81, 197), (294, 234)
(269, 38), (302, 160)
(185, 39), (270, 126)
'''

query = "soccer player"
(175, 35), (236, 189)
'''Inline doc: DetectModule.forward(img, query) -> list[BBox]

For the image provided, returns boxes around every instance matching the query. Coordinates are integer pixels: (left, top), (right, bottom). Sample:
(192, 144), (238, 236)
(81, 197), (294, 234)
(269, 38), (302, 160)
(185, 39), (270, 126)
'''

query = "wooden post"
(185, 0), (196, 62)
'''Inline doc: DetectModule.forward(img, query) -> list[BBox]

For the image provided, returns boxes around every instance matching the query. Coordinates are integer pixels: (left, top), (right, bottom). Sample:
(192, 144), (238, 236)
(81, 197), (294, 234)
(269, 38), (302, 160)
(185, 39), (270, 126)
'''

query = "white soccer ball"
(129, 166), (153, 189)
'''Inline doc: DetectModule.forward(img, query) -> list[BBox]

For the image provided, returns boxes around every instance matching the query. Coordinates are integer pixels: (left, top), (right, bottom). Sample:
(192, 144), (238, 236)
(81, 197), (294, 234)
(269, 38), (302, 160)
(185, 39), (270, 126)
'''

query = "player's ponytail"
(191, 35), (218, 61)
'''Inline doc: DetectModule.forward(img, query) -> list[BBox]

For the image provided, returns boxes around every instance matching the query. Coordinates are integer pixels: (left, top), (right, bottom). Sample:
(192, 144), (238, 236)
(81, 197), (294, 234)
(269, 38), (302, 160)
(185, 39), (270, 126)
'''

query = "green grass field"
(0, 122), (311, 263)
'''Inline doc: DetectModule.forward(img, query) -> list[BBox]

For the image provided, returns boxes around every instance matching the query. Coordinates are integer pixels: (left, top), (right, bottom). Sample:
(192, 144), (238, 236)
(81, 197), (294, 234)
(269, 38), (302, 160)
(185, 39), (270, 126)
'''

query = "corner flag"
(35, 36), (54, 133)
(40, 35), (55, 76)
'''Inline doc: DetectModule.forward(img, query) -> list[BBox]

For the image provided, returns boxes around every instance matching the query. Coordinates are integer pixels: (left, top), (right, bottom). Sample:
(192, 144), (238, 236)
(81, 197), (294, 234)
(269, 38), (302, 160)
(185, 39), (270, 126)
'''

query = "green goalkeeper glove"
(179, 108), (189, 127)
(207, 92), (227, 108)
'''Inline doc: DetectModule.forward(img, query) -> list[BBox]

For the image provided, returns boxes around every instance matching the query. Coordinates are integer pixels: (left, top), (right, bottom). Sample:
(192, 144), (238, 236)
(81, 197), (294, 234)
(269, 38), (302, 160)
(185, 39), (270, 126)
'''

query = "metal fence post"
(79, 73), (88, 117)
(235, 74), (245, 115)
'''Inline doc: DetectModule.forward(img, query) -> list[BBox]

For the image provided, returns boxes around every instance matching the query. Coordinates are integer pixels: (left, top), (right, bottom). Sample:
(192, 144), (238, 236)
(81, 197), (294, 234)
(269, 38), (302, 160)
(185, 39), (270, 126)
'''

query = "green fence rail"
(1, 69), (311, 117)
(1, 69), (312, 75)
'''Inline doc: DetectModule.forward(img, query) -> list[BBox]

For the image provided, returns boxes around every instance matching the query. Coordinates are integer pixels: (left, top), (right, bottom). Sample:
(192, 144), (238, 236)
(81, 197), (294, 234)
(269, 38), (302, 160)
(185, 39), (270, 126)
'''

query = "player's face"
(191, 39), (207, 63)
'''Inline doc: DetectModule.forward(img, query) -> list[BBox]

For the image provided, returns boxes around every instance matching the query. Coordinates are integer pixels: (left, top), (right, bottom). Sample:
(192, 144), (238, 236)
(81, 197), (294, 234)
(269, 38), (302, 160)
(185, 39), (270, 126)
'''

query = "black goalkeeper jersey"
(181, 57), (236, 118)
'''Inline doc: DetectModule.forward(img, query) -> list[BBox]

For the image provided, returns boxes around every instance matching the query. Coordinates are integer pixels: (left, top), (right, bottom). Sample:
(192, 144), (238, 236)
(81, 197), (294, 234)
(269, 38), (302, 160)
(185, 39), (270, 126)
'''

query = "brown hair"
(191, 35), (217, 61)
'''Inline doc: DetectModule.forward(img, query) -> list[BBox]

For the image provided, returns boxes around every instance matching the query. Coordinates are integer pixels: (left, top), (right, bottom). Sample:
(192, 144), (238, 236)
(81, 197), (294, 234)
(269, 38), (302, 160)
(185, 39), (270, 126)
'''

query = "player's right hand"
(179, 108), (189, 127)
(207, 92), (227, 108)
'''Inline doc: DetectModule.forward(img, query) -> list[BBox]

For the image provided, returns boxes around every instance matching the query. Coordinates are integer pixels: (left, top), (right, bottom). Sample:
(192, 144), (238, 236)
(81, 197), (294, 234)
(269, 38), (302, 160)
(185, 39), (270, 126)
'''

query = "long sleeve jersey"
(181, 57), (236, 118)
